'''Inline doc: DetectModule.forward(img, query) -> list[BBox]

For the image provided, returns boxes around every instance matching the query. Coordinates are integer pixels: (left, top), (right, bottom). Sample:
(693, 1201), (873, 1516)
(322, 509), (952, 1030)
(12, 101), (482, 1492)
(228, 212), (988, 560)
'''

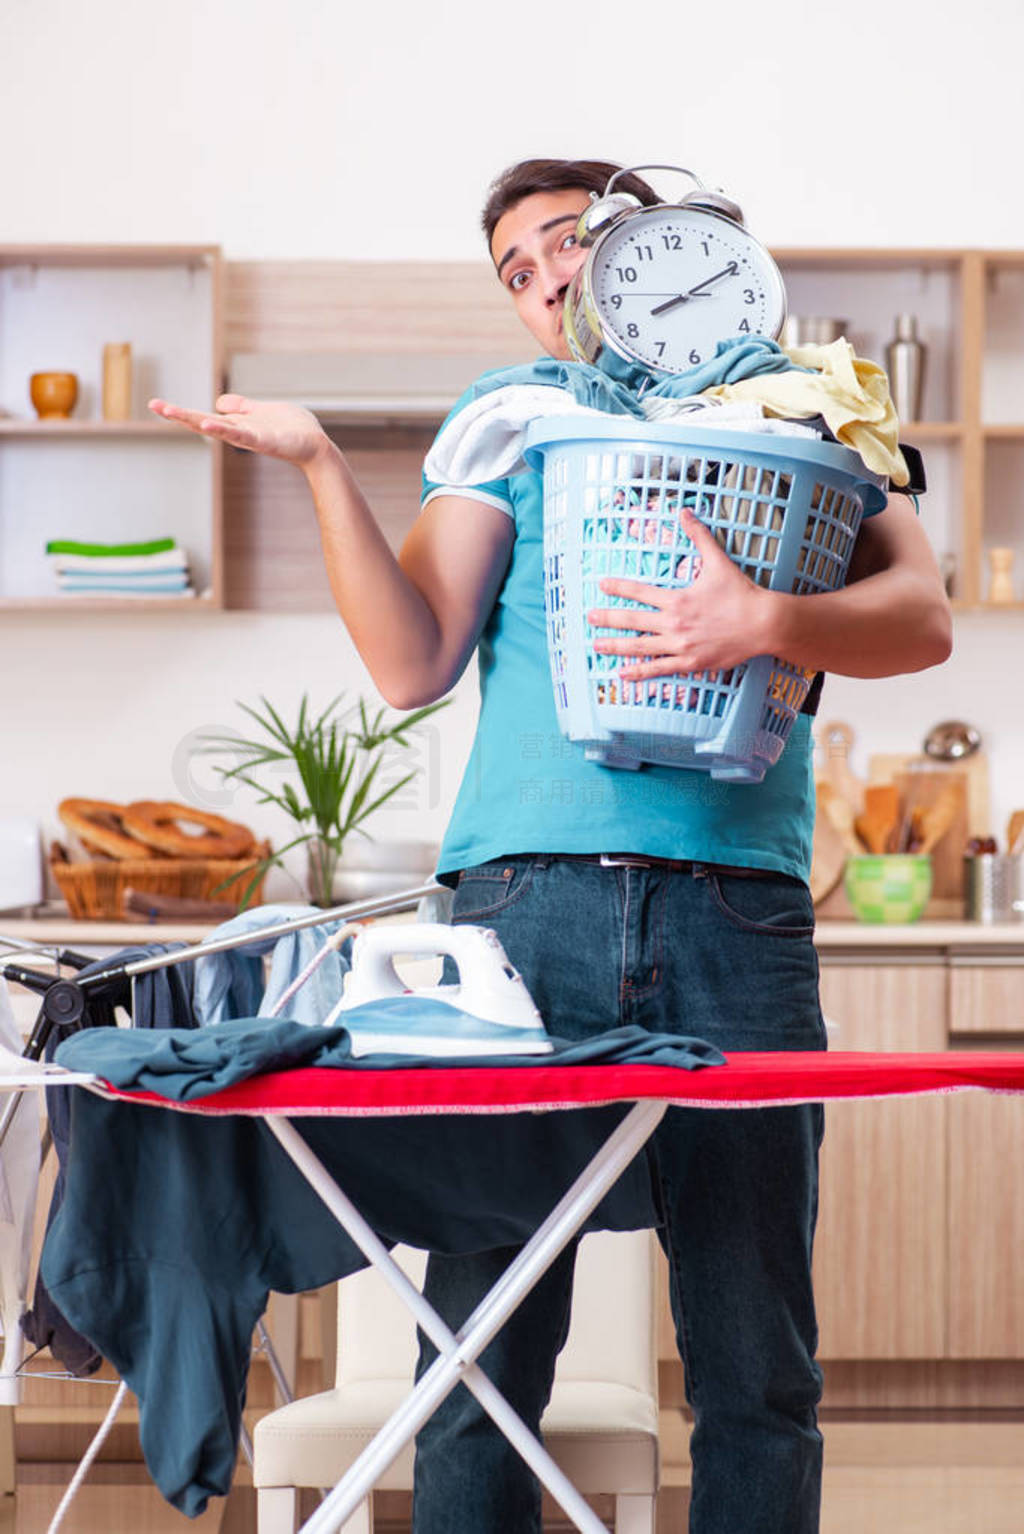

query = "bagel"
(121, 800), (256, 861)
(57, 798), (161, 861)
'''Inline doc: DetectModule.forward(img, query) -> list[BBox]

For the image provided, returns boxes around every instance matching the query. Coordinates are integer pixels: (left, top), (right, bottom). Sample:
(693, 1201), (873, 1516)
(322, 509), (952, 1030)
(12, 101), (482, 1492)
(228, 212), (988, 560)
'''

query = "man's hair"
(481, 159), (660, 250)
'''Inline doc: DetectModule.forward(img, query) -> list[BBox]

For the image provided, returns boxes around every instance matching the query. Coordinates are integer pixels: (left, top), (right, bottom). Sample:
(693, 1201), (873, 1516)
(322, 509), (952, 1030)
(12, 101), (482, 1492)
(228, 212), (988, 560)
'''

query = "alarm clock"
(563, 165), (788, 378)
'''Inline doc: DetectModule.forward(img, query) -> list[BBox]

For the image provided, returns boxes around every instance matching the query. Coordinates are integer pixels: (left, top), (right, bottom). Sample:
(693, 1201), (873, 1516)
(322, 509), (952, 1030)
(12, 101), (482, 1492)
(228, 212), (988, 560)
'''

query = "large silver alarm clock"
(564, 165), (788, 377)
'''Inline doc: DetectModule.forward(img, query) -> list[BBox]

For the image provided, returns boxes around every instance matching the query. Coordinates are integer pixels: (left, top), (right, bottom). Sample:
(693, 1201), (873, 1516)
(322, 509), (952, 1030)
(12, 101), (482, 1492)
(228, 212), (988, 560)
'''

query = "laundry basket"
(524, 416), (885, 784)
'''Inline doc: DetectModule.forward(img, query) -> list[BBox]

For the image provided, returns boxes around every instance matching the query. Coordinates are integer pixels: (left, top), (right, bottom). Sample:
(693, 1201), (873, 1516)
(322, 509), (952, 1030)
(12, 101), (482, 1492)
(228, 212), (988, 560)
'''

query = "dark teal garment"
(464, 335), (802, 411)
(54, 1015), (722, 1096)
(43, 1021), (720, 1516)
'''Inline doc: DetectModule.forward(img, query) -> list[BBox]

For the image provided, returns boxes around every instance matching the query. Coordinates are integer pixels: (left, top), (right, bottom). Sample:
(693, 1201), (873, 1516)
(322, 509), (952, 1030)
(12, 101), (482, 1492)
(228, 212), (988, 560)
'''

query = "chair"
(253, 1229), (661, 1533)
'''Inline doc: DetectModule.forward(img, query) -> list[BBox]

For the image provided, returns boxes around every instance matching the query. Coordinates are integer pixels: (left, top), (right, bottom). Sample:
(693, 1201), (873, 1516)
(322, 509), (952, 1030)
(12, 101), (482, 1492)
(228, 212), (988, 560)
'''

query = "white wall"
(3, 0), (1024, 892)
(6, 0), (1024, 256)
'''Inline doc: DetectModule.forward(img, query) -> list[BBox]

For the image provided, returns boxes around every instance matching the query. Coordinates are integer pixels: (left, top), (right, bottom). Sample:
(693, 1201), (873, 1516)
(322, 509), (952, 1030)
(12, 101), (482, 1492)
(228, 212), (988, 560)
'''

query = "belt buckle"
(599, 853), (654, 870)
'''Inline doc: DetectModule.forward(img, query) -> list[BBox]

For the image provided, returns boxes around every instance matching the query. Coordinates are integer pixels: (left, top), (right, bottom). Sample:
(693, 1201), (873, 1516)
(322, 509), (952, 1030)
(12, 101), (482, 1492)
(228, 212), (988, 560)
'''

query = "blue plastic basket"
(523, 416), (884, 784)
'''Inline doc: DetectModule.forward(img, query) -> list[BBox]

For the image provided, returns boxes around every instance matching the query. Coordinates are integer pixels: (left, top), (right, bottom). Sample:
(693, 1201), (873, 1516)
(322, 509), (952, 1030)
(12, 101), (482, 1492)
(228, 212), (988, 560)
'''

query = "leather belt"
(534, 853), (779, 879)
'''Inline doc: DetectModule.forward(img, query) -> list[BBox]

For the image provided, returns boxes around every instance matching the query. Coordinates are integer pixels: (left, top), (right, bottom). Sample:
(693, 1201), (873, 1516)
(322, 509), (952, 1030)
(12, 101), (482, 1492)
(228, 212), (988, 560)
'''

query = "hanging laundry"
(22, 943), (199, 1378)
(192, 904), (354, 1029)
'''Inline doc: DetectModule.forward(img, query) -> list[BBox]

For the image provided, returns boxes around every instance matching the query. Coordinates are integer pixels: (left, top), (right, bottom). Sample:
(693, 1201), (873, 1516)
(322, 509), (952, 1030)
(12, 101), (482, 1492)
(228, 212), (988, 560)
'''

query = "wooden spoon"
(855, 783), (901, 855)
(1008, 810), (1024, 856)
(916, 786), (962, 855)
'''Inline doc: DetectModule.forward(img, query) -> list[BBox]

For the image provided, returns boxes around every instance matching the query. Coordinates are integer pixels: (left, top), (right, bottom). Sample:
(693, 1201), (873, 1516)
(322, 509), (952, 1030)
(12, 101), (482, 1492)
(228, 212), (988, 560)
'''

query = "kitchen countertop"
(0, 909), (224, 947)
(813, 920), (1024, 952)
(2, 907), (1024, 954)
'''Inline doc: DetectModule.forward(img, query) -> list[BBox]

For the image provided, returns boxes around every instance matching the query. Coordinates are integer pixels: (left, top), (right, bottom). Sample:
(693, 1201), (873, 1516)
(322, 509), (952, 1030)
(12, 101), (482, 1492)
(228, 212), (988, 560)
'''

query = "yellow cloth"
(705, 338), (908, 487)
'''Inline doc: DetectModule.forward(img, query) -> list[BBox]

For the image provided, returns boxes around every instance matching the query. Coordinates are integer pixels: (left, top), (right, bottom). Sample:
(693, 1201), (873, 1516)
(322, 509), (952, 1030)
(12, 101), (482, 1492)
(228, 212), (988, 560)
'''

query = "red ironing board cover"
(94, 1050), (1024, 1118)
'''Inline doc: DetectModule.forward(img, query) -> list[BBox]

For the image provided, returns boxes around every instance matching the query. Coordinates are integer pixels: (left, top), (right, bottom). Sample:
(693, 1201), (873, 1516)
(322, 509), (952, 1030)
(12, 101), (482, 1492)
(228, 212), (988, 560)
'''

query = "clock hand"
(648, 290), (717, 318)
(649, 294), (691, 318)
(685, 262), (740, 296)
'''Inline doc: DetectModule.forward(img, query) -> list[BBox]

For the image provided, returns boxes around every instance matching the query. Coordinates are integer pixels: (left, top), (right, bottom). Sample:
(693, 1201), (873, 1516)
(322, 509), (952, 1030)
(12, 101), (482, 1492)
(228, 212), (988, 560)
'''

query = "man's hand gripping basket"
(524, 417), (885, 784)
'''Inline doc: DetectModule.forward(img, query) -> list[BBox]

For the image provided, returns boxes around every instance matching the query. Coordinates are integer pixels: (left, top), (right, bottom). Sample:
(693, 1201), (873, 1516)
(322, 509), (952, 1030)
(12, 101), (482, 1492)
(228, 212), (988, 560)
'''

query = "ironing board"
(36, 1045), (1024, 1534)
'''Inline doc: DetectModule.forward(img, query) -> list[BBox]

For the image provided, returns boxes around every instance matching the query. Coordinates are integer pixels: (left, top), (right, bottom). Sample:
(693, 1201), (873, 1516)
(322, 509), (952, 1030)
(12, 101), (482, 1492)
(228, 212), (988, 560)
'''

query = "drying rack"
(0, 881), (442, 1119)
(0, 882), (440, 1531)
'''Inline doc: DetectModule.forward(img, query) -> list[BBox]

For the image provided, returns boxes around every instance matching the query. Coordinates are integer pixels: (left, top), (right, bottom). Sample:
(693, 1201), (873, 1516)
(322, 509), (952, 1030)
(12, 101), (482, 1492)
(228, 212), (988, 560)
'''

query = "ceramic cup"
(29, 371), (79, 420)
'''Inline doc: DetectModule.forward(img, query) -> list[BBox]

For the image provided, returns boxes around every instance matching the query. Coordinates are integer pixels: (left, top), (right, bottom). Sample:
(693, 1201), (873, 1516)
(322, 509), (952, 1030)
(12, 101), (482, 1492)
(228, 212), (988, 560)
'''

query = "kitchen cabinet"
(813, 960), (948, 1360)
(947, 954), (1024, 1357)
(654, 931), (1024, 1412)
(947, 1089), (1024, 1357)
(0, 245), (224, 609)
(813, 945), (1024, 1372)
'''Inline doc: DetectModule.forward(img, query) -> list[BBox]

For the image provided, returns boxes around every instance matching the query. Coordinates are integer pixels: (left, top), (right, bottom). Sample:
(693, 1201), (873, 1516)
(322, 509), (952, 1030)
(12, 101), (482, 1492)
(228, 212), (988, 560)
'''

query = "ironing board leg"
(265, 1100), (666, 1534)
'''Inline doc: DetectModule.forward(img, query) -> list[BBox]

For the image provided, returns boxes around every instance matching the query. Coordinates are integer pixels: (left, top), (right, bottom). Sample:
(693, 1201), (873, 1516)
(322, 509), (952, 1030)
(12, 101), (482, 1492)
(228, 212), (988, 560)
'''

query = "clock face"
(588, 206), (786, 374)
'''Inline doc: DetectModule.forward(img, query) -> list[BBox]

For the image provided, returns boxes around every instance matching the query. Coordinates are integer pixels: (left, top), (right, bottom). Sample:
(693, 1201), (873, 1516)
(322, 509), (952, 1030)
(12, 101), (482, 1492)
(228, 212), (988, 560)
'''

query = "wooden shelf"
(899, 421), (962, 440)
(0, 243), (219, 270)
(0, 593), (216, 612)
(773, 247), (966, 269)
(951, 599), (1024, 614)
(0, 419), (207, 438)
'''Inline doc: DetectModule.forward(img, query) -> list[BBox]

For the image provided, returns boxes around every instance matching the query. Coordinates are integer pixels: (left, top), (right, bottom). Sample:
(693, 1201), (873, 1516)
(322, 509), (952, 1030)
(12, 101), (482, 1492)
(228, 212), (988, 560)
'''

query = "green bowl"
(843, 854), (932, 924)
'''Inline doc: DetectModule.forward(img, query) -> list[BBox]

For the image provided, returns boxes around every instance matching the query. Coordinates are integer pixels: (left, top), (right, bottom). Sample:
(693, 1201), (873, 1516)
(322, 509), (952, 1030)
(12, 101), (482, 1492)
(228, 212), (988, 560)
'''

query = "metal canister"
(964, 854), (1024, 923)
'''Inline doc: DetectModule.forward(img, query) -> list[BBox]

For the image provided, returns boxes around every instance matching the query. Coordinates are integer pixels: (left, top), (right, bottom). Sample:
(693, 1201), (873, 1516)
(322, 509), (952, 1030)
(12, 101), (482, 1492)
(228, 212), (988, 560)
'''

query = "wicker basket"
(50, 842), (272, 921)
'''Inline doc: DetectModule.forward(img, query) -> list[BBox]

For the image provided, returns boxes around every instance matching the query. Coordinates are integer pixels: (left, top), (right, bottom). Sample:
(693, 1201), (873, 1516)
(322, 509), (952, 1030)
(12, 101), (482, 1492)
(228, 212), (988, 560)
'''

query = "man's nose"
(545, 286), (568, 309)
(537, 256), (571, 307)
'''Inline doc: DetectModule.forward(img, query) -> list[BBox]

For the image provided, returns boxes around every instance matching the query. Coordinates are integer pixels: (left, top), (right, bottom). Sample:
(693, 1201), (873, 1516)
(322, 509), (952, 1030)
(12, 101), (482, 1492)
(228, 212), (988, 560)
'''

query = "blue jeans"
(412, 855), (826, 1534)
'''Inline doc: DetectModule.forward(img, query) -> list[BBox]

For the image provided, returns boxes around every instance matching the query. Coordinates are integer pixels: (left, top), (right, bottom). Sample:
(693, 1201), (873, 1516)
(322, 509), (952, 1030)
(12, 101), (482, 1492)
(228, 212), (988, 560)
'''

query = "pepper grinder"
(885, 313), (926, 422)
(987, 546), (1016, 604)
(102, 342), (133, 421)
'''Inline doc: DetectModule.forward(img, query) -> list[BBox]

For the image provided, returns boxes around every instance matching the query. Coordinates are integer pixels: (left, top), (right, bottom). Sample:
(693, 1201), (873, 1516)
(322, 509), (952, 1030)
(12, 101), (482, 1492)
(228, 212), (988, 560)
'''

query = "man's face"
(490, 189), (591, 359)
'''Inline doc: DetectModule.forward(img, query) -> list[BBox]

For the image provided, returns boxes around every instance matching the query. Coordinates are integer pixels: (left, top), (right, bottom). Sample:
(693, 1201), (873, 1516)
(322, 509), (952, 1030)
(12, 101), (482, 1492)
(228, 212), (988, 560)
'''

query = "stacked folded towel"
(46, 537), (195, 597)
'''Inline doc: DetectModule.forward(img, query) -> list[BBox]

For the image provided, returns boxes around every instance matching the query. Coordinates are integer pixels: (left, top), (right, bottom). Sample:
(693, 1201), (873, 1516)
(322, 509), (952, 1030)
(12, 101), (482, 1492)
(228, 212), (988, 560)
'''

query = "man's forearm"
(302, 440), (444, 701)
(759, 564), (953, 679)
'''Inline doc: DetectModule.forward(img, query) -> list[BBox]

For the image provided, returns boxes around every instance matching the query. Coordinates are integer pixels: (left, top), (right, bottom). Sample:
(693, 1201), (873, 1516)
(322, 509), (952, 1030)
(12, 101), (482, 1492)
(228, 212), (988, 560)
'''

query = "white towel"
(50, 549), (188, 574)
(423, 386), (822, 488)
(423, 387), (607, 486)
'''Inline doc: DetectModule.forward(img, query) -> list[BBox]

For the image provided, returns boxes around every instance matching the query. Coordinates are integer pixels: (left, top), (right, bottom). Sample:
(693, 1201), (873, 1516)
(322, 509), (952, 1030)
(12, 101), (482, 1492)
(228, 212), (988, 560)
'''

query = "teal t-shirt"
(423, 392), (817, 886)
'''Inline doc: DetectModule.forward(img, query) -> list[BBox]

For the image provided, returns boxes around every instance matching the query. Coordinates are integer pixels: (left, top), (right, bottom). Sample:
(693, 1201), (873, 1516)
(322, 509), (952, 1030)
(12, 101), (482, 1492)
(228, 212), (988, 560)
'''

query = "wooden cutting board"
(818, 720), (865, 814)
(868, 751), (990, 840)
(810, 791), (847, 905)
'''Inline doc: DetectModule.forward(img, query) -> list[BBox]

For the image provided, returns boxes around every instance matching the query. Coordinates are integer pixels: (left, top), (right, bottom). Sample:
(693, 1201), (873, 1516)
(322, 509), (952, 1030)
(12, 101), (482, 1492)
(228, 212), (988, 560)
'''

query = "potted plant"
(198, 692), (448, 906)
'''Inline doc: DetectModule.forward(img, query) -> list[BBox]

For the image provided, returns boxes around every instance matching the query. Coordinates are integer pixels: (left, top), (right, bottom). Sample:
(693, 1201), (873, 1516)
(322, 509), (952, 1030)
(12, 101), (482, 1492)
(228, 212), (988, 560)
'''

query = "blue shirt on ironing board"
(423, 371), (871, 887)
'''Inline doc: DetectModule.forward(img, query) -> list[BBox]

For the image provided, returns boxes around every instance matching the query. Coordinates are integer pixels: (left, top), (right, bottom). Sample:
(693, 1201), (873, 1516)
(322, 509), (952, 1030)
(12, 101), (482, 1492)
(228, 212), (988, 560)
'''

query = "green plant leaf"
(190, 691), (453, 904)
(351, 769), (416, 825)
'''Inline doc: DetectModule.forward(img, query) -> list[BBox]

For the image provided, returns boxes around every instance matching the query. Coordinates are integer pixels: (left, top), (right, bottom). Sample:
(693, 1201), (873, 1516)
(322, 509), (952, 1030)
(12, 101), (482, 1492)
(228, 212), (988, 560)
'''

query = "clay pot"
(29, 372), (79, 420)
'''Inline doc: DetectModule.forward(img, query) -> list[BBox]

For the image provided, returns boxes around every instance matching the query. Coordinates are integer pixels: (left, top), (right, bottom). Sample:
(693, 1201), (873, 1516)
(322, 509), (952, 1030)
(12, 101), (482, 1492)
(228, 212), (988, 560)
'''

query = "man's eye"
(509, 271), (530, 292)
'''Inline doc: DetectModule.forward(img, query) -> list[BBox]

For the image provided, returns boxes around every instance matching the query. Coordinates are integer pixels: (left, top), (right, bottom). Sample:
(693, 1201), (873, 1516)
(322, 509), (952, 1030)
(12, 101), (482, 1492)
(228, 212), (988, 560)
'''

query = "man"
(151, 157), (951, 1533)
